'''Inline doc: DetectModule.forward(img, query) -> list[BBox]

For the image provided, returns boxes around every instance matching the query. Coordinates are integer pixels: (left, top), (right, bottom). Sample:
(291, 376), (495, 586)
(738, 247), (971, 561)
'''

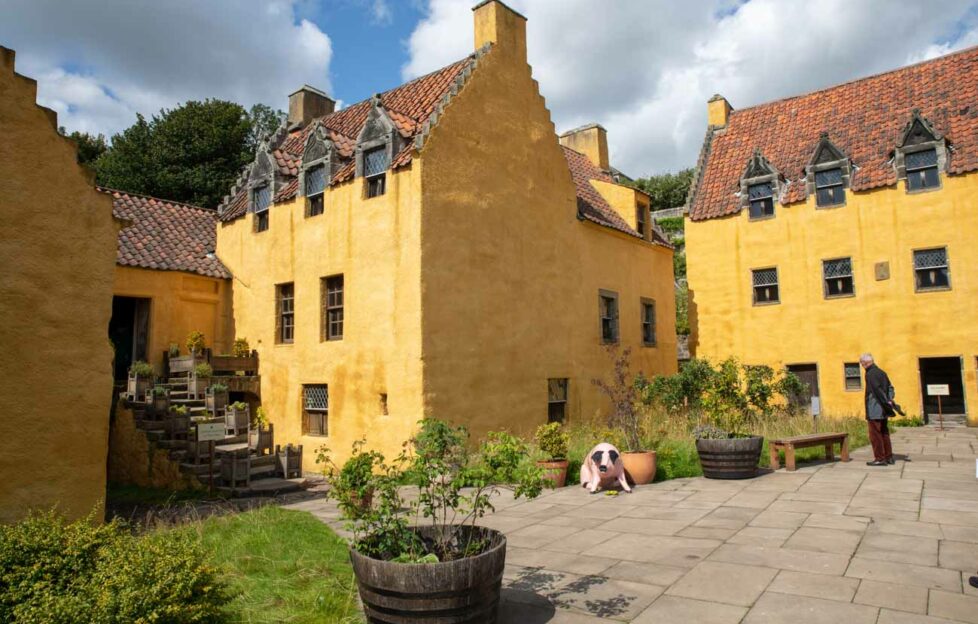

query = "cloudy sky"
(4, 0), (978, 176)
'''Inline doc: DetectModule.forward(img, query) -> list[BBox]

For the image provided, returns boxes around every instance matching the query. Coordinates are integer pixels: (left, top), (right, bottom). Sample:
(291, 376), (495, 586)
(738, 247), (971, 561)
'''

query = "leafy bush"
(655, 215), (685, 234)
(231, 338), (250, 358)
(173, 405), (189, 416)
(693, 423), (728, 439)
(129, 361), (153, 378)
(890, 415), (925, 428)
(186, 331), (206, 356)
(193, 362), (213, 378)
(253, 406), (269, 428)
(478, 431), (532, 483)
(209, 383), (228, 394)
(317, 439), (383, 520)
(534, 422), (569, 460)
(152, 386), (168, 398)
(229, 401), (247, 411)
(0, 511), (228, 623)
(168, 343), (180, 357)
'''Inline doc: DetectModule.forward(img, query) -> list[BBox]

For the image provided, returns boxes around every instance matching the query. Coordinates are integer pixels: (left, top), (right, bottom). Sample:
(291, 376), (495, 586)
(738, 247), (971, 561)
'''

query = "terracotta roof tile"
(103, 188), (230, 279)
(690, 45), (978, 221)
(221, 56), (474, 222)
(562, 146), (669, 245)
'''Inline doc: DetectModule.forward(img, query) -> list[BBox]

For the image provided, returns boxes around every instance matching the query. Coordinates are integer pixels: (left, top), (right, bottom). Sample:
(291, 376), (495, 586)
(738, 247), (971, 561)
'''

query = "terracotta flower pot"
(621, 450), (657, 485)
(536, 459), (569, 488)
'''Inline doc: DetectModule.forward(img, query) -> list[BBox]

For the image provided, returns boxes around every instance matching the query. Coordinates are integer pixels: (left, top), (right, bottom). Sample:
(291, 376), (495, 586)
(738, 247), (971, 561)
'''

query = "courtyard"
(287, 424), (978, 623)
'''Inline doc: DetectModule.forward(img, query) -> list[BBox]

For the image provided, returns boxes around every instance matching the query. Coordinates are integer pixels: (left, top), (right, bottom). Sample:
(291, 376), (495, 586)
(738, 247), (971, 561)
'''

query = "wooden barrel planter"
(695, 436), (763, 479)
(350, 525), (506, 624)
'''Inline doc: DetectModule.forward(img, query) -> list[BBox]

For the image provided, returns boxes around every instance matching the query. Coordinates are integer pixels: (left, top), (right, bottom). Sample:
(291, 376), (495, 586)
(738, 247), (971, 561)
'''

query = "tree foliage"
(92, 100), (284, 209)
(59, 128), (108, 166)
(632, 168), (694, 210)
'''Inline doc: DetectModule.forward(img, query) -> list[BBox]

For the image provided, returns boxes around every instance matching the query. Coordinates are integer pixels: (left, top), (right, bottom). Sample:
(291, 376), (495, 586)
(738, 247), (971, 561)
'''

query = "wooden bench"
(769, 433), (849, 471)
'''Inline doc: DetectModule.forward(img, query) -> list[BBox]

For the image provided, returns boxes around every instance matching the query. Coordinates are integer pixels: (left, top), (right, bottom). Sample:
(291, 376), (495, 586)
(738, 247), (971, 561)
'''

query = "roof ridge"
(98, 186), (214, 214)
(730, 43), (978, 118)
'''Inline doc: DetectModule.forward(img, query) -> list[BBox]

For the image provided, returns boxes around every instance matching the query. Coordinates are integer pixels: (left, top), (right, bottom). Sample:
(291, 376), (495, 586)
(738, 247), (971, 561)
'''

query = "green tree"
(59, 128), (108, 165)
(93, 99), (284, 209)
(632, 168), (694, 210)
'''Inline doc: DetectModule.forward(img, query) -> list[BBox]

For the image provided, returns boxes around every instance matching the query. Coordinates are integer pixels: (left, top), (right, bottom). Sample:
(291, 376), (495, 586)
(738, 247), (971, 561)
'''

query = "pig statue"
(580, 442), (631, 494)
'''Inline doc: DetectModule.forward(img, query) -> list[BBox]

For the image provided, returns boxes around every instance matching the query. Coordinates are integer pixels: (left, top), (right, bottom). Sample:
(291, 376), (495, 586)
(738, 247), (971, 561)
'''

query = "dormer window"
(806, 133), (851, 208)
(252, 184), (271, 232)
(894, 109), (947, 194)
(636, 203), (647, 238)
(740, 150), (780, 220)
(748, 182), (774, 219)
(299, 123), (335, 217)
(364, 147), (389, 198)
(305, 164), (327, 216)
(906, 148), (939, 191)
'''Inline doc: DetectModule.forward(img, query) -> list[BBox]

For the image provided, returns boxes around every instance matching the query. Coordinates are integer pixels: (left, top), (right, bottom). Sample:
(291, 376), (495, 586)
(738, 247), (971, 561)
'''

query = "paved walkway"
(286, 425), (978, 623)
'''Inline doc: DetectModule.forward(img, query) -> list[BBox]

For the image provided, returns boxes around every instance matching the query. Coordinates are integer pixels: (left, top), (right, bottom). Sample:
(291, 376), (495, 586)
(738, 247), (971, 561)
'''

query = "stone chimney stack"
(559, 124), (610, 171)
(473, 0), (527, 61)
(707, 94), (732, 128)
(288, 85), (335, 128)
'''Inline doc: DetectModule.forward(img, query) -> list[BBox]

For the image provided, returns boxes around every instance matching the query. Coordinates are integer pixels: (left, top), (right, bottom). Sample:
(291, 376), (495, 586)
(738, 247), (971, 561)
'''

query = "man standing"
(862, 353), (895, 466)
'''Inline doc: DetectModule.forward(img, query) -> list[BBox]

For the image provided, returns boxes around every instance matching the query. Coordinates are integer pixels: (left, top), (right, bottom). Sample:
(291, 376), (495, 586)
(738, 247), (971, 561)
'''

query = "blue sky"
(4, 0), (978, 175)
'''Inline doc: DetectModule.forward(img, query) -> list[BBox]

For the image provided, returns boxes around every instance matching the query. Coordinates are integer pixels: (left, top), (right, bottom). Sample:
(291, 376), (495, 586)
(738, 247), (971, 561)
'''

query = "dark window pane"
(308, 194), (324, 216)
(367, 174), (386, 198)
(825, 276), (854, 296)
(749, 197), (774, 218)
(815, 168), (843, 186)
(548, 401), (566, 423)
(254, 211), (269, 232)
(916, 267), (950, 289)
(816, 185), (845, 206)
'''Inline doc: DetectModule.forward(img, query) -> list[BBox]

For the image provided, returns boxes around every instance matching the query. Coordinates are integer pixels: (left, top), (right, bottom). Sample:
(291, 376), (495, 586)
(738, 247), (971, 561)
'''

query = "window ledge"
(915, 286), (952, 293)
(274, 342), (295, 347)
(752, 301), (781, 307)
(905, 184), (942, 195)
(748, 214), (776, 222)
(815, 201), (847, 210)
(824, 293), (856, 300)
(642, 343), (657, 348)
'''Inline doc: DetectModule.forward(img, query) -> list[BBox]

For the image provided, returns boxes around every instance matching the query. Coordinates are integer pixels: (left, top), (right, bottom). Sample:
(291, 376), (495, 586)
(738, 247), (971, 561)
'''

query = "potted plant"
(232, 338), (250, 358)
(186, 330), (206, 357)
(168, 343), (180, 358)
(225, 401), (249, 436)
(205, 382), (228, 416)
(592, 346), (657, 485)
(694, 424), (763, 479)
(169, 331), (206, 375)
(328, 419), (544, 622)
(317, 439), (381, 518)
(150, 385), (170, 418)
(167, 404), (191, 438)
(190, 362), (212, 400)
(127, 361), (154, 402)
(534, 422), (569, 488)
(248, 406), (273, 455)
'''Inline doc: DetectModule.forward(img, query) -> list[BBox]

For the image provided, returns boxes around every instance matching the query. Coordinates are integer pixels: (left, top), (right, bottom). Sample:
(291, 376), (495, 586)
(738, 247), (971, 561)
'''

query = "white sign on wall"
(927, 384), (950, 396)
(196, 422), (225, 442)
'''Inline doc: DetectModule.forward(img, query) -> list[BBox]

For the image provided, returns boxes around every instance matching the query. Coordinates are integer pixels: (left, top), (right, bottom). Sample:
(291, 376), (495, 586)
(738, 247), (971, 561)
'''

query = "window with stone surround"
(302, 384), (328, 436)
(751, 268), (779, 305)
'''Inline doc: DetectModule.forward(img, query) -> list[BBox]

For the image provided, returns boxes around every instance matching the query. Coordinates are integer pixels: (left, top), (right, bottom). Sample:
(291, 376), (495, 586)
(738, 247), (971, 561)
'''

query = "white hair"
(860, 353), (874, 364)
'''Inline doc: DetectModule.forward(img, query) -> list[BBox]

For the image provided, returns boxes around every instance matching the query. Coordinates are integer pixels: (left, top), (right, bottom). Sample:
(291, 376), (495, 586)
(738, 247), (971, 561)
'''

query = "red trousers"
(867, 419), (893, 461)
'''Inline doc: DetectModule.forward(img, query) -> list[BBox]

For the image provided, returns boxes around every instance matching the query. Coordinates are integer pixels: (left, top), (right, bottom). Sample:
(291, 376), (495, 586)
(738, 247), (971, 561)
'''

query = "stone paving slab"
(286, 425), (978, 623)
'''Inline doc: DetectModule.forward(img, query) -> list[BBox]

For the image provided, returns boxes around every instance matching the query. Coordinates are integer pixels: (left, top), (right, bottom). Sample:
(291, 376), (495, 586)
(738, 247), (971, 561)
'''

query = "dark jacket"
(864, 364), (895, 421)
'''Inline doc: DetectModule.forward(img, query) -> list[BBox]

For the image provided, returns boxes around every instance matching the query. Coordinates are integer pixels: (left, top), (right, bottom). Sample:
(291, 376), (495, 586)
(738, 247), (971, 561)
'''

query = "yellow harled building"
(686, 47), (978, 424)
(215, 0), (676, 468)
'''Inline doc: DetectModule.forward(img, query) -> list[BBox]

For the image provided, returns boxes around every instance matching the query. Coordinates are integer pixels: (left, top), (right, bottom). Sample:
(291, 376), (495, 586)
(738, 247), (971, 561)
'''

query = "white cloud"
(0, 0), (333, 139)
(404, 0), (978, 176)
(371, 0), (394, 25)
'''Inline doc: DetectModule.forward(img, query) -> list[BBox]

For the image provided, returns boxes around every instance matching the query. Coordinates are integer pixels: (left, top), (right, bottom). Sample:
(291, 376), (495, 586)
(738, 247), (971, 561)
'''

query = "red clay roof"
(563, 146), (669, 245)
(220, 56), (476, 222)
(689, 45), (978, 221)
(104, 188), (230, 279)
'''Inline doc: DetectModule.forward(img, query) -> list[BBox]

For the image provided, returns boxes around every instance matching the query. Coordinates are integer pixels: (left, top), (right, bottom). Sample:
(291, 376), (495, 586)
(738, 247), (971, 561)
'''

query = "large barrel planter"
(350, 525), (506, 623)
(695, 436), (763, 479)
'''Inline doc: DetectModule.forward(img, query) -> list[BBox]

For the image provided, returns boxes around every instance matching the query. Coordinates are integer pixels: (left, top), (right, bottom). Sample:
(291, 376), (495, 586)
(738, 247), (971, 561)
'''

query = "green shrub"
(656, 216), (685, 234)
(317, 439), (383, 520)
(230, 338), (250, 357)
(534, 422), (569, 460)
(152, 386), (168, 398)
(193, 362), (213, 378)
(168, 343), (180, 357)
(186, 331), (206, 355)
(229, 401), (247, 411)
(890, 415), (925, 427)
(129, 361), (153, 378)
(478, 431), (532, 484)
(0, 511), (228, 624)
(253, 406), (269, 428)
(209, 383), (228, 394)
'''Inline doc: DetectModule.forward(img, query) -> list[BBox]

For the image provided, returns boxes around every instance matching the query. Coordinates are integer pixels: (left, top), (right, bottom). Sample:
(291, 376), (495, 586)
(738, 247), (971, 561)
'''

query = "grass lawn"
(194, 505), (361, 623)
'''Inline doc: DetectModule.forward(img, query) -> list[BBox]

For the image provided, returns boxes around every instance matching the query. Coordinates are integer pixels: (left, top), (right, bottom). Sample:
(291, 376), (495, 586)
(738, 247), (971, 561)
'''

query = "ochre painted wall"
(419, 41), (677, 442)
(687, 174), (978, 418)
(215, 166), (425, 471)
(0, 48), (118, 523)
(113, 266), (231, 373)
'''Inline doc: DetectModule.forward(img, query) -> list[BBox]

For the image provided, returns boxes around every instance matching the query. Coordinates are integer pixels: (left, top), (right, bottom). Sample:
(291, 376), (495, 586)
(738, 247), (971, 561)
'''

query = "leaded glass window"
(641, 299), (656, 346)
(303, 384), (328, 436)
(321, 275), (344, 341)
(815, 168), (845, 207)
(823, 257), (854, 297)
(276, 283), (295, 344)
(253, 185), (271, 232)
(548, 378), (568, 423)
(363, 147), (389, 178)
(752, 268), (779, 304)
(599, 290), (619, 344)
(844, 363), (862, 391)
(748, 182), (775, 219)
(906, 148), (939, 191)
(914, 247), (950, 290)
(305, 165), (327, 217)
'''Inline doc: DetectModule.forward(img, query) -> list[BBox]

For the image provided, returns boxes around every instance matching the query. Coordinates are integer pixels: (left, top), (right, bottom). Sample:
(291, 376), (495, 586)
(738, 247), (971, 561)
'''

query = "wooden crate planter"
(220, 455), (251, 487)
(189, 372), (210, 400)
(225, 404), (250, 436)
(167, 354), (205, 376)
(165, 411), (191, 440)
(248, 423), (274, 456)
(126, 373), (151, 402)
(205, 388), (228, 416)
(210, 351), (259, 376)
(276, 444), (302, 478)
